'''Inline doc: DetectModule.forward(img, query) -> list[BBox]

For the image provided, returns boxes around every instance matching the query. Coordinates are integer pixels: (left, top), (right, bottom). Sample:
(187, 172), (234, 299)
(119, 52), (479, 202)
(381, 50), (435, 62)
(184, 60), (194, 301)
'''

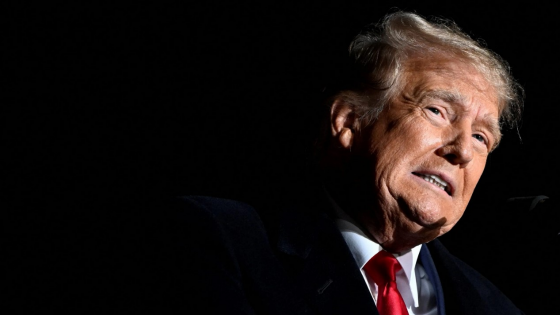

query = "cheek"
(370, 129), (422, 166)
(377, 117), (441, 154)
(373, 128), (439, 181)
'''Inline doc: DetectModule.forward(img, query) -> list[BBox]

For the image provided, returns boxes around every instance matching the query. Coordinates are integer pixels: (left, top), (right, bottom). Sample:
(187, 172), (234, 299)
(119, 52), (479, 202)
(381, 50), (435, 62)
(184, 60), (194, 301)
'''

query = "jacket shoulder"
(174, 195), (291, 314)
(177, 195), (262, 223)
(427, 239), (524, 315)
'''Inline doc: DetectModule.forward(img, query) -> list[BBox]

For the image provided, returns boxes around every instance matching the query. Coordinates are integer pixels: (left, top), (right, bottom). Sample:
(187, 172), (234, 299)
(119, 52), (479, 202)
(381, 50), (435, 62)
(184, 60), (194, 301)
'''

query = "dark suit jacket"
(182, 194), (524, 315)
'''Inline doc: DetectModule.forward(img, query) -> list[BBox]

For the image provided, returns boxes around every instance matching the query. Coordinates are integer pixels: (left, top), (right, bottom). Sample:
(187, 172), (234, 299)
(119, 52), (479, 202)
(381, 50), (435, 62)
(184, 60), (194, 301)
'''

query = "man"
(184, 11), (524, 315)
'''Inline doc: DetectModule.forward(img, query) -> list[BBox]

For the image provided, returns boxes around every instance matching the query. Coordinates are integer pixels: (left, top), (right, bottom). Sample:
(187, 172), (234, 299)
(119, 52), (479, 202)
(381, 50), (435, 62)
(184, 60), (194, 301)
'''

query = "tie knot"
(363, 250), (402, 285)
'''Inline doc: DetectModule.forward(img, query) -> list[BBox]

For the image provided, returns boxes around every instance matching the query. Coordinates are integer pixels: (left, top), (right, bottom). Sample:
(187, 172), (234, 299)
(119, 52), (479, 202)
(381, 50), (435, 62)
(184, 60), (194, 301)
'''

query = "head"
(318, 11), (523, 253)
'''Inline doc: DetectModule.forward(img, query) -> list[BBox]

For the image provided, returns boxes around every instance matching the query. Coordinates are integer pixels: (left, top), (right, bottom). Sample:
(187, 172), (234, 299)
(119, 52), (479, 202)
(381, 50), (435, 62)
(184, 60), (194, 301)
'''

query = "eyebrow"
(422, 89), (503, 149)
(423, 90), (465, 104)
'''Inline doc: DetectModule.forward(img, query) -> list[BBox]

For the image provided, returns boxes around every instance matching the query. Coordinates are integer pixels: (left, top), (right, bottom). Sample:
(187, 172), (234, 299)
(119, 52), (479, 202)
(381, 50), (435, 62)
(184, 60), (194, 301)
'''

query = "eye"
(472, 134), (486, 143)
(427, 107), (441, 115)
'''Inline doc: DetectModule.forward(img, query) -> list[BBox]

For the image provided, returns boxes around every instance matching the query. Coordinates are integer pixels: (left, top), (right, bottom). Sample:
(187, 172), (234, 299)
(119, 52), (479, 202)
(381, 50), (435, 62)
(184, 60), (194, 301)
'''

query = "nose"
(436, 126), (474, 167)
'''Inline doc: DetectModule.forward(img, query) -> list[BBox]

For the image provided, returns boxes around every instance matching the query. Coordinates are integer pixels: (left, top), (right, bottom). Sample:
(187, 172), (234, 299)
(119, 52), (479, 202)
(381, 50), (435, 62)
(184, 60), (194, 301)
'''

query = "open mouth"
(412, 172), (451, 196)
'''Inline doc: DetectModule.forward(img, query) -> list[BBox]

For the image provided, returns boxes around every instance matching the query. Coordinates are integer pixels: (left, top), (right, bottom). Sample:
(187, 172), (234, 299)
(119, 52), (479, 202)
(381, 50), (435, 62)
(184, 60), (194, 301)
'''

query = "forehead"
(401, 57), (500, 110)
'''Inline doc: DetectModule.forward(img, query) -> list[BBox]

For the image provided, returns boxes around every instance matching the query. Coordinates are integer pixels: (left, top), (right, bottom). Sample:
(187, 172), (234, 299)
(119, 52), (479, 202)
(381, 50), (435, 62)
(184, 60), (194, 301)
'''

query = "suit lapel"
(274, 202), (378, 315)
(419, 243), (446, 315)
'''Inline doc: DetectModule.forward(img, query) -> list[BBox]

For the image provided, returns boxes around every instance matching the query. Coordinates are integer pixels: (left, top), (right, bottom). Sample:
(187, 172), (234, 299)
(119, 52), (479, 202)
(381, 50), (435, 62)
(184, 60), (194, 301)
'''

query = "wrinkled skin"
(329, 57), (501, 253)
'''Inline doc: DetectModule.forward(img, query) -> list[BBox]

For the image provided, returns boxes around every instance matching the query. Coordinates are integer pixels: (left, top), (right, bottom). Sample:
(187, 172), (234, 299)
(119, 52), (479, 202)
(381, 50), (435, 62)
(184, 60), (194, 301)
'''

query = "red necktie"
(363, 250), (408, 315)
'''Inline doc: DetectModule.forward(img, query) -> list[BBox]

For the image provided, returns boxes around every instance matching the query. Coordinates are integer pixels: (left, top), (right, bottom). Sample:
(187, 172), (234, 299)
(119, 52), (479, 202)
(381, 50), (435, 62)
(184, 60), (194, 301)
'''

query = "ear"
(330, 98), (357, 150)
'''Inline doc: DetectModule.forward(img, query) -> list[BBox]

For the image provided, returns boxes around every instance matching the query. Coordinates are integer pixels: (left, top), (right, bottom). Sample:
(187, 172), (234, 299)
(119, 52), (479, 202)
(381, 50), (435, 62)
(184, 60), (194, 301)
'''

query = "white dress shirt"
(325, 191), (438, 315)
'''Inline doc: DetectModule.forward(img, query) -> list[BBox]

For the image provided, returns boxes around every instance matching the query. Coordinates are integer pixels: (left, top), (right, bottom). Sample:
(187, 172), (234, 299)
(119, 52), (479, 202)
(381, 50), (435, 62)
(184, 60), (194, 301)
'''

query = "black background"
(7, 1), (559, 313)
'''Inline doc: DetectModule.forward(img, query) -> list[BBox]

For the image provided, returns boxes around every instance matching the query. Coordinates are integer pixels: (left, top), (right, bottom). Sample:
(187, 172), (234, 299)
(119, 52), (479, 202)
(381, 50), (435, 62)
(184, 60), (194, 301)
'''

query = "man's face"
(344, 58), (501, 252)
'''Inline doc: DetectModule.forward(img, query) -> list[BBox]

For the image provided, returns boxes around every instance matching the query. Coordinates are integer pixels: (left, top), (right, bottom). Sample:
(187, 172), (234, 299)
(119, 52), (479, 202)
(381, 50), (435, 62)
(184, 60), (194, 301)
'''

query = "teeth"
(419, 174), (448, 192)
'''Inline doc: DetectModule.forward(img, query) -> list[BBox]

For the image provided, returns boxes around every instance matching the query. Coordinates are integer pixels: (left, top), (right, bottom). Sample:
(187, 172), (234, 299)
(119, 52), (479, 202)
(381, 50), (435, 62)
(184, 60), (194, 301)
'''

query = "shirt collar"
(325, 187), (422, 307)
(335, 218), (422, 284)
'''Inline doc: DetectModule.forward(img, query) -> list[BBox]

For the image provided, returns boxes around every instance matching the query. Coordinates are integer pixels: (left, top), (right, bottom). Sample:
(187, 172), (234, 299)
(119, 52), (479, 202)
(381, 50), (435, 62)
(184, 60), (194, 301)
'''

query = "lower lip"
(411, 173), (452, 197)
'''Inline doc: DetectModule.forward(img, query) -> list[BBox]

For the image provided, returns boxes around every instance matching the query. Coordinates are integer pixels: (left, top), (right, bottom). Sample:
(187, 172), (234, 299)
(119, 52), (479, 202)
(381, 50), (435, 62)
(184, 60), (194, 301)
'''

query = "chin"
(415, 212), (449, 229)
(437, 226), (453, 237)
(401, 199), (451, 228)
